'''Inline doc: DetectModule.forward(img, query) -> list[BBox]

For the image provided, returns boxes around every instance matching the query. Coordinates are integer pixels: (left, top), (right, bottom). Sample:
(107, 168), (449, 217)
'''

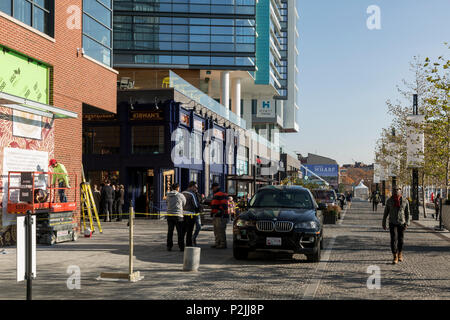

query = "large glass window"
(0, 0), (53, 36)
(112, 0), (256, 68)
(83, 126), (120, 155)
(83, 0), (112, 67)
(132, 126), (164, 154)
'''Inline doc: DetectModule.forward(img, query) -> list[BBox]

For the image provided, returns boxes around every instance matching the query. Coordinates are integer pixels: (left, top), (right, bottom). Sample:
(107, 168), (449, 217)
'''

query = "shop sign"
(180, 111), (190, 126)
(256, 100), (275, 118)
(0, 47), (49, 104)
(193, 119), (203, 132)
(213, 128), (224, 140)
(130, 111), (164, 121)
(83, 114), (117, 121)
(162, 169), (175, 200)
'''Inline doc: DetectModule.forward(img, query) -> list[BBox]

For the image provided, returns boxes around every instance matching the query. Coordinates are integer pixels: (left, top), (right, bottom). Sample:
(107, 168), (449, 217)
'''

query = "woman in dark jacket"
(116, 185), (125, 221)
(433, 194), (441, 221)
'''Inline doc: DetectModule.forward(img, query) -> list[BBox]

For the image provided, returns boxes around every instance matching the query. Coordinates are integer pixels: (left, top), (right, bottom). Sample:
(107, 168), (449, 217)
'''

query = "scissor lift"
(7, 171), (78, 245)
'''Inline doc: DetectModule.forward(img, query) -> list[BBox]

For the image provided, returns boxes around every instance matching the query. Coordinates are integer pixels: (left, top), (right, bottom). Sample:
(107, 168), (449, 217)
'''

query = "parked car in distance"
(311, 189), (340, 218)
(311, 189), (338, 206)
(233, 185), (325, 262)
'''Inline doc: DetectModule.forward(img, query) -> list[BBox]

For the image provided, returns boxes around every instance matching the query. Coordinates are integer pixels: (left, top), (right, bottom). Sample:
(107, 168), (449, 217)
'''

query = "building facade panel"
(0, 0), (117, 232)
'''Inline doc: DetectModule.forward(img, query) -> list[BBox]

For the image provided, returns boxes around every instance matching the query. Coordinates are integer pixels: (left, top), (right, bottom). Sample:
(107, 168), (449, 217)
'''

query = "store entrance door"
(129, 168), (155, 215)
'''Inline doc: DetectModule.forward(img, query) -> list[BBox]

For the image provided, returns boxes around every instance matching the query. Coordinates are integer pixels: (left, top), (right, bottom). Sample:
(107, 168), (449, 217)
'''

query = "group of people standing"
(92, 181), (125, 222)
(165, 181), (204, 251)
(166, 181), (235, 251)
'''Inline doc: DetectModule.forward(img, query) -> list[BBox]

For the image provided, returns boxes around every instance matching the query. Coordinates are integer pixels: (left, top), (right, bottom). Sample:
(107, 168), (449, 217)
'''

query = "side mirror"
(318, 202), (327, 211)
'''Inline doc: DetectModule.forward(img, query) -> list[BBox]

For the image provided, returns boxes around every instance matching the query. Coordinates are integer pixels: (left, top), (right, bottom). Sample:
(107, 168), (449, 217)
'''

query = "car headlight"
(235, 219), (255, 227)
(295, 221), (318, 230)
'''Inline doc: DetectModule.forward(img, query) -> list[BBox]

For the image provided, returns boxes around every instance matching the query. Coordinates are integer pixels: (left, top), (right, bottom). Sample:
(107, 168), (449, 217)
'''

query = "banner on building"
(303, 164), (339, 177)
(0, 47), (49, 104)
(12, 110), (42, 140)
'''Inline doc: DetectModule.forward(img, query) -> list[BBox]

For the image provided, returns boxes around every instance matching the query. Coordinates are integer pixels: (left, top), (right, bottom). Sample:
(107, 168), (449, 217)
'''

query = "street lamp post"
(391, 128), (397, 195)
(411, 94), (420, 221)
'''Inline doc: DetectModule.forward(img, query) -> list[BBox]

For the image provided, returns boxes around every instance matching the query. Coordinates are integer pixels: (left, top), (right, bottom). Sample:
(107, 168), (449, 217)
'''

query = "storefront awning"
(0, 91), (78, 119)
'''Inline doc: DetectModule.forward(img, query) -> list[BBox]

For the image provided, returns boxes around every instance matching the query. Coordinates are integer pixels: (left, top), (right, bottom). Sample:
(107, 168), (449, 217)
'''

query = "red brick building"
(0, 0), (117, 237)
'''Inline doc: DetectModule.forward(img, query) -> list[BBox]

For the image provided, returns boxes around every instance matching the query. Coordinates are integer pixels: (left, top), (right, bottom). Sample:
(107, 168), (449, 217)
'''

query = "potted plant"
(323, 204), (340, 224)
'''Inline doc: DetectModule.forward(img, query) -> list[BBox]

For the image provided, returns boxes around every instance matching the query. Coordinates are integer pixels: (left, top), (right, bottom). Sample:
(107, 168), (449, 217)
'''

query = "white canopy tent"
(354, 180), (370, 201)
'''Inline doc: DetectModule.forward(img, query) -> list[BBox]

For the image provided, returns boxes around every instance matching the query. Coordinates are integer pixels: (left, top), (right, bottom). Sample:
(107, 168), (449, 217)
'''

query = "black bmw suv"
(233, 185), (325, 262)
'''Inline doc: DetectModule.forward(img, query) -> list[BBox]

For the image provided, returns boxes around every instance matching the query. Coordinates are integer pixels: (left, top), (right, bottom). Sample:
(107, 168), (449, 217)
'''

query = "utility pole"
(391, 128), (397, 194)
(411, 94), (420, 220)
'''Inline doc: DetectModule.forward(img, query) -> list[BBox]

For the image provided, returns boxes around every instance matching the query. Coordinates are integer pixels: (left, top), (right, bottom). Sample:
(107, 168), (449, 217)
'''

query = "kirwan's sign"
(130, 111), (163, 121)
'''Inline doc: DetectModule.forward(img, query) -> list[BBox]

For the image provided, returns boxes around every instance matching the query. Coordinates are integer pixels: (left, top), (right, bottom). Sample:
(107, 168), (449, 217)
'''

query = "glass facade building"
(255, 0), (287, 98)
(113, 0), (256, 69)
(83, 0), (113, 67)
(0, 0), (54, 37)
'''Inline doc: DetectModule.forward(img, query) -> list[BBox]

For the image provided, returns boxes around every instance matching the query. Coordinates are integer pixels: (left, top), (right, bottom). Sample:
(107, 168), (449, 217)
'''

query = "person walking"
(101, 180), (114, 222)
(166, 183), (186, 251)
(182, 181), (202, 247)
(49, 159), (70, 203)
(111, 184), (118, 219)
(116, 185), (125, 221)
(210, 183), (229, 249)
(192, 192), (204, 246)
(433, 193), (441, 220)
(382, 187), (410, 264)
(372, 191), (381, 212)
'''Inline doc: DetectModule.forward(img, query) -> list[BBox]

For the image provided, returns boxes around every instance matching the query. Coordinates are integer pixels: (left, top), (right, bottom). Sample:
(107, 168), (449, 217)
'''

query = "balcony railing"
(169, 71), (246, 129)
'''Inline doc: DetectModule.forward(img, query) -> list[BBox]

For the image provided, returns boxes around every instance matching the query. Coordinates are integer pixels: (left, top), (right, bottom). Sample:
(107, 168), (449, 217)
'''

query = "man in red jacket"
(210, 183), (229, 249)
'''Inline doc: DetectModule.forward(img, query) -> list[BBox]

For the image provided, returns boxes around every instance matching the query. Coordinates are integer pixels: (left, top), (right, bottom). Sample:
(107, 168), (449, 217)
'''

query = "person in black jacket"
(433, 193), (441, 220)
(182, 181), (202, 247)
(116, 185), (125, 221)
(101, 180), (114, 222)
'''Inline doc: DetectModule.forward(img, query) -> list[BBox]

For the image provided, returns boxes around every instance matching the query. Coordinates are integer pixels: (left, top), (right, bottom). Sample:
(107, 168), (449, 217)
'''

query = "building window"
(83, 126), (120, 155)
(83, 0), (112, 67)
(190, 132), (202, 163)
(0, 0), (54, 36)
(132, 126), (164, 154)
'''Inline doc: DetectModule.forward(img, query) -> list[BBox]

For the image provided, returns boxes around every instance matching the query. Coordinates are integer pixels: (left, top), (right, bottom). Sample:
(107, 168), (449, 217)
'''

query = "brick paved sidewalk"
(0, 202), (448, 300)
(314, 202), (450, 300)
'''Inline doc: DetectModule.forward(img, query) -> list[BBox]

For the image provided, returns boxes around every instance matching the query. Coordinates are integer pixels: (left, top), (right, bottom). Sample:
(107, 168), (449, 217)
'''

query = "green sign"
(0, 46), (49, 104)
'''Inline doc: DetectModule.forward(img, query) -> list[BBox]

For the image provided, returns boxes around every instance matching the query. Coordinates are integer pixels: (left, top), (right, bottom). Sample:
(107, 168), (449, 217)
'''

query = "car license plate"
(266, 237), (281, 246)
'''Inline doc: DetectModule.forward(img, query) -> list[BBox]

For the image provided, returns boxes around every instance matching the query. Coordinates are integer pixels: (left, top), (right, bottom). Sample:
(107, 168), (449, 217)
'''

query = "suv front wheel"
(306, 244), (321, 263)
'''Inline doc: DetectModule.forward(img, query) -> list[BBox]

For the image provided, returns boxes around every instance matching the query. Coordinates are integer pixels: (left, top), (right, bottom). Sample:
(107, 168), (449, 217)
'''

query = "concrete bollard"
(183, 247), (201, 272)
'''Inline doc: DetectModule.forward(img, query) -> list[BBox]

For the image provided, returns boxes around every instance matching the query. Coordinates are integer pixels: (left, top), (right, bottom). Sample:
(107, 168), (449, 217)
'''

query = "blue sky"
(284, 0), (450, 165)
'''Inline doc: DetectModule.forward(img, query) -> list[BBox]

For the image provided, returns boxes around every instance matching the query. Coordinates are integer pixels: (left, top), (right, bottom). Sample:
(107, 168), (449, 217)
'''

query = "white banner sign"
(2, 148), (48, 226)
(406, 114), (425, 168)
(373, 163), (381, 183)
(386, 142), (400, 177)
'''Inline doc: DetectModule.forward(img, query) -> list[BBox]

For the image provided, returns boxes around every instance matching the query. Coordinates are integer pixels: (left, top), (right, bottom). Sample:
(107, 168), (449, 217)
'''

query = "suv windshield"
(249, 189), (314, 209)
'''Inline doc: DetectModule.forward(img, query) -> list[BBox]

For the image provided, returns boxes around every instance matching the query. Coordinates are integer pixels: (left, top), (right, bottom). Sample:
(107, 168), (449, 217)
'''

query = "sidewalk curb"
(412, 221), (450, 243)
